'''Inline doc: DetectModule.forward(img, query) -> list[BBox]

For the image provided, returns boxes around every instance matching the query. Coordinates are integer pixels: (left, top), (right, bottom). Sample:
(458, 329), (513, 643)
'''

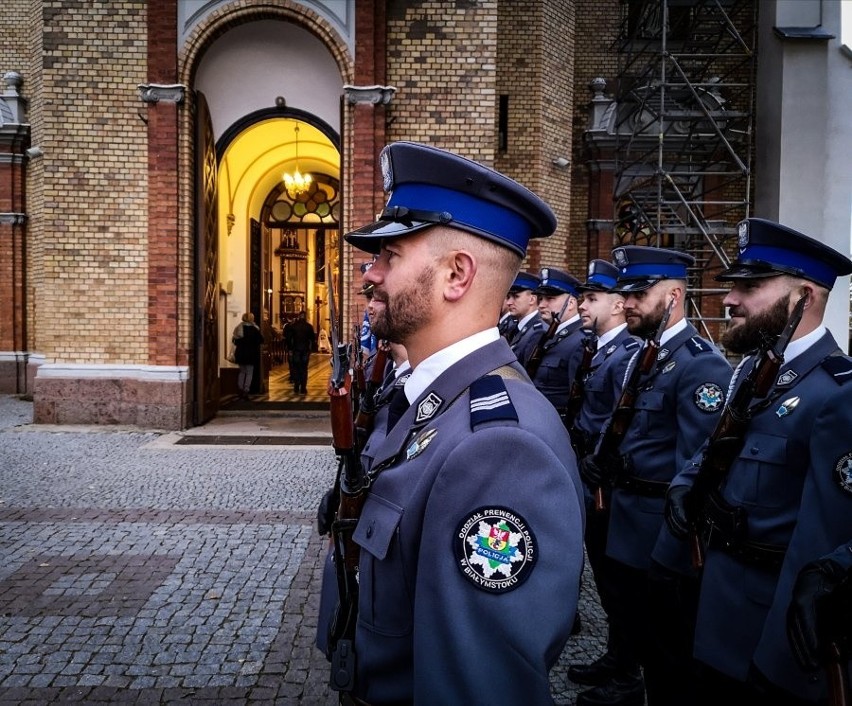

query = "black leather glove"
(579, 453), (622, 488)
(786, 558), (848, 671)
(664, 485), (694, 540)
(317, 487), (338, 537)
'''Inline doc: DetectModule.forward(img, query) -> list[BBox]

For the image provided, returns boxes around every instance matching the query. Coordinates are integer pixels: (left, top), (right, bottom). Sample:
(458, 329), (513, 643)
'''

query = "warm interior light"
(283, 124), (312, 199)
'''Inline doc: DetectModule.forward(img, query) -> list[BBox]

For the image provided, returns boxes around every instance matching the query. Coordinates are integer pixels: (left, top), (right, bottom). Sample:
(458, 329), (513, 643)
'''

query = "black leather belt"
(614, 474), (669, 498)
(703, 523), (787, 570)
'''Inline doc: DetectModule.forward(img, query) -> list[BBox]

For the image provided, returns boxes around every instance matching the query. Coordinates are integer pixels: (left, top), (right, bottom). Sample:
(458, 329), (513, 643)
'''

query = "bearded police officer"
(665, 218), (852, 705)
(316, 141), (585, 704)
(567, 259), (644, 706)
(581, 246), (733, 706)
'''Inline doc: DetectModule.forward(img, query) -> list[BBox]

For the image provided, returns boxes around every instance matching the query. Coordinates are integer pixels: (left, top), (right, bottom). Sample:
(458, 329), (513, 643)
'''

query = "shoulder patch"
(686, 336), (713, 356)
(694, 382), (724, 412)
(834, 453), (852, 494)
(469, 375), (519, 430)
(821, 356), (852, 385)
(455, 506), (537, 593)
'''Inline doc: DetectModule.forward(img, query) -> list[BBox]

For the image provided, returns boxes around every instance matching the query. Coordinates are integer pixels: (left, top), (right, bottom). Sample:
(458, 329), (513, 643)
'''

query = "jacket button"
(366, 522), (374, 538)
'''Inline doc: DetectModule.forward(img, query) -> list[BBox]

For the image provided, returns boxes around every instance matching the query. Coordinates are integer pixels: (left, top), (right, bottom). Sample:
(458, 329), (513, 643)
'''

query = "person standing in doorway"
(233, 312), (264, 399)
(289, 310), (315, 395)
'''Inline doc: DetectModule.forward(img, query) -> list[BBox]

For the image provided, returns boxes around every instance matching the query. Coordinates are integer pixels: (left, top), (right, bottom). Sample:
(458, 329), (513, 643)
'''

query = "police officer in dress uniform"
(506, 271), (543, 366)
(498, 293), (517, 339)
(664, 218), (852, 705)
(528, 267), (587, 413)
(315, 141), (585, 705)
(580, 245), (733, 706)
(567, 260), (644, 706)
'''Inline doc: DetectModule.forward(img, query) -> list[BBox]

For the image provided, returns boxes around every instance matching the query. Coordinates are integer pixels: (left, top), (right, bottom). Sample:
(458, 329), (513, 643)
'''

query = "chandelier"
(283, 124), (312, 199)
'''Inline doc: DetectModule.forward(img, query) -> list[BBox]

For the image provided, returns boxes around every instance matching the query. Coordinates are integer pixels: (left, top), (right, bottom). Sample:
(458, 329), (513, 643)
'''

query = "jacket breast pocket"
(636, 390), (666, 437)
(353, 493), (412, 636)
(732, 432), (791, 509)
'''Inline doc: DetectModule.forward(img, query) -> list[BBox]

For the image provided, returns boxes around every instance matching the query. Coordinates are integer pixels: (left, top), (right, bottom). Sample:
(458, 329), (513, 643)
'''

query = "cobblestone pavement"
(0, 395), (607, 705)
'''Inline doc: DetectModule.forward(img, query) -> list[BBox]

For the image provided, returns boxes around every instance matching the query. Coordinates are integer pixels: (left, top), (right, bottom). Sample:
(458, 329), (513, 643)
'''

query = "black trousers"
(584, 490), (641, 674)
(606, 558), (701, 706)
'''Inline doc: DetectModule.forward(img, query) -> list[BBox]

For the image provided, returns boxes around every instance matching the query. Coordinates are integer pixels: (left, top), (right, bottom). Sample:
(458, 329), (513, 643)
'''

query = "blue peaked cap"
(578, 259), (620, 292)
(611, 245), (695, 292)
(537, 267), (580, 296)
(509, 271), (541, 293)
(716, 218), (852, 290)
(345, 142), (557, 257)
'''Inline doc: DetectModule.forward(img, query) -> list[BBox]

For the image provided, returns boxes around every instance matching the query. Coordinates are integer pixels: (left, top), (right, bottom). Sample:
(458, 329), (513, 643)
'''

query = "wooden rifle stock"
(354, 346), (389, 449)
(826, 640), (850, 706)
(591, 298), (675, 511)
(687, 293), (807, 569)
(326, 283), (366, 692)
(563, 331), (597, 431)
(525, 316), (559, 377)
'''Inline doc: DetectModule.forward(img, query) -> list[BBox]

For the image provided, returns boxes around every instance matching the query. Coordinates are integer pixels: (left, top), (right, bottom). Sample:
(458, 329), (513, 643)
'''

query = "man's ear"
(444, 250), (477, 302)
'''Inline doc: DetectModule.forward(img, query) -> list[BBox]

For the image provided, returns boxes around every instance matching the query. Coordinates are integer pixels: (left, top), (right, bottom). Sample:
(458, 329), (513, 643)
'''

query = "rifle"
(686, 293), (807, 569)
(351, 324), (366, 418)
(590, 297), (675, 511)
(525, 296), (572, 377)
(826, 639), (850, 706)
(563, 320), (598, 433)
(354, 342), (390, 451)
(326, 279), (367, 693)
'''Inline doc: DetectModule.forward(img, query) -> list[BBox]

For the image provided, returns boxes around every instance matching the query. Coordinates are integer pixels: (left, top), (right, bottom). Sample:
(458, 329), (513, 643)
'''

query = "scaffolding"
(611, 0), (758, 337)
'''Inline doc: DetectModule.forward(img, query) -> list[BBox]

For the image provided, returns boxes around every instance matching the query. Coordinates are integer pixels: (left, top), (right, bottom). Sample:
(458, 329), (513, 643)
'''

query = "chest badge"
(415, 392), (443, 423)
(657, 348), (670, 362)
(454, 507), (536, 593)
(662, 360), (677, 374)
(405, 428), (437, 461)
(777, 370), (798, 386)
(775, 396), (800, 418)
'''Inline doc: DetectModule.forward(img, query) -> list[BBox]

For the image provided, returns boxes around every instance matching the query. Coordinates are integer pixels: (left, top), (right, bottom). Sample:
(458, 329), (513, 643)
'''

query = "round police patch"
(455, 506), (536, 593)
(834, 453), (852, 495)
(694, 382), (724, 412)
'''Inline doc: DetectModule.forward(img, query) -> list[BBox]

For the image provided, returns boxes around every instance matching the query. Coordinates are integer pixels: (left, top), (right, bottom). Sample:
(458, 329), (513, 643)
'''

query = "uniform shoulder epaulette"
(469, 374), (519, 431)
(685, 336), (714, 356)
(821, 355), (852, 385)
(623, 338), (641, 352)
(531, 320), (544, 331)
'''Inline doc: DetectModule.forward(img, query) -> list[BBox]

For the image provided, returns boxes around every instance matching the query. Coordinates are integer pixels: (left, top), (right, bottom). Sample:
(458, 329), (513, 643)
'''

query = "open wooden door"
(193, 91), (220, 425)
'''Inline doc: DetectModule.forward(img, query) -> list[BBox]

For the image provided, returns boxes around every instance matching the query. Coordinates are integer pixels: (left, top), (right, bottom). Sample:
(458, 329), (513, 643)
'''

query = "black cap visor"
(345, 218), (436, 254)
(611, 278), (660, 293)
(715, 264), (789, 282)
(576, 282), (610, 293)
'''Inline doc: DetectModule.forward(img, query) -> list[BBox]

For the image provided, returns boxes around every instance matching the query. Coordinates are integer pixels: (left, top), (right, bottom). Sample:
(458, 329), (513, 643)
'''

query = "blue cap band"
(740, 244), (837, 288)
(588, 271), (618, 289)
(619, 262), (688, 280)
(388, 183), (531, 254)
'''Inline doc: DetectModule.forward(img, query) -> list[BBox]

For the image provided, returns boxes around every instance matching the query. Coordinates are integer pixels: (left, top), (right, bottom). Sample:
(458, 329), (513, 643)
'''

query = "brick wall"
(33, 0), (149, 364)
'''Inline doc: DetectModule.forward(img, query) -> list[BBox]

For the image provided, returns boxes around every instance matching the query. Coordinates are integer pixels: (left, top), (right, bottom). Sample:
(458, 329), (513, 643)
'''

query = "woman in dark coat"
(233, 312), (264, 398)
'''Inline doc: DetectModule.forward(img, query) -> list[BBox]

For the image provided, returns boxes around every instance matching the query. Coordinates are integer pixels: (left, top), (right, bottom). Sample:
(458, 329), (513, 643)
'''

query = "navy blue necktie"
(386, 386), (410, 432)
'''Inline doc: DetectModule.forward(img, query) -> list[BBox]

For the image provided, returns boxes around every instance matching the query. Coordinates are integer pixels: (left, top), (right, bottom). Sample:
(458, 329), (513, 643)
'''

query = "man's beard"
(370, 265), (435, 342)
(721, 294), (790, 354)
(627, 297), (666, 339)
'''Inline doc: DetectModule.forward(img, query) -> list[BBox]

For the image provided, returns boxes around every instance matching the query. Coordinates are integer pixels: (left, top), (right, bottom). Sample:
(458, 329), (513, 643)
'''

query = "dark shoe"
(576, 674), (645, 706)
(567, 651), (619, 686)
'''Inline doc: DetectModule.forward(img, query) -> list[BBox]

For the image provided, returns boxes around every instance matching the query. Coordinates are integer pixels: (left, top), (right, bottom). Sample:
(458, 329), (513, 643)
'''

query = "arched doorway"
(216, 112), (340, 406)
(188, 15), (348, 415)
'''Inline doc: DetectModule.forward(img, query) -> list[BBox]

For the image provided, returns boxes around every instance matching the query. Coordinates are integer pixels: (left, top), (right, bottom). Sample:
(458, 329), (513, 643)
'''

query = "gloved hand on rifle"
(664, 484), (695, 540)
(579, 452), (622, 489)
(317, 487), (337, 537)
(786, 557), (851, 672)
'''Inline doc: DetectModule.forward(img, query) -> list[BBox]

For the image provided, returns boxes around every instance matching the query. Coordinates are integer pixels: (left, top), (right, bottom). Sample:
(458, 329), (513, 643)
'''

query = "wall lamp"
(343, 84), (397, 105)
(552, 156), (570, 168)
(25, 146), (44, 158)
